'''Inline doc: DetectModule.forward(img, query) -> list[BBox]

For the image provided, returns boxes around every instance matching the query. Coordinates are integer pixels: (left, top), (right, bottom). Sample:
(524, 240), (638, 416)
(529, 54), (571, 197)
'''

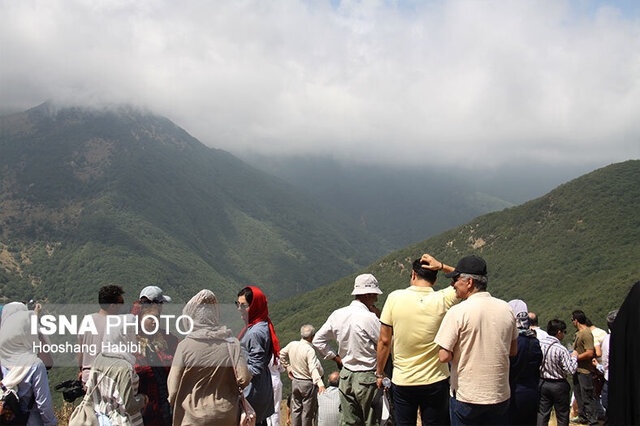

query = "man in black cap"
(434, 255), (518, 425)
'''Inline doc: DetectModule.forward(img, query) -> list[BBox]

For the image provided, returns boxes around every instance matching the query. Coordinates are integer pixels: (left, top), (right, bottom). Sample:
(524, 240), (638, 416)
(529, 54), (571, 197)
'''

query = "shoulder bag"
(226, 342), (256, 426)
(68, 372), (106, 426)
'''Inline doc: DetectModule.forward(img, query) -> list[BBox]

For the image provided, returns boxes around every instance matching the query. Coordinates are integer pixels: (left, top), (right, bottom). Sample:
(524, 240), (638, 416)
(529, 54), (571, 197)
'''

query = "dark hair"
(571, 310), (587, 325)
(547, 319), (567, 336)
(528, 312), (539, 326)
(99, 285), (124, 310)
(585, 317), (593, 327)
(238, 287), (253, 305)
(412, 259), (438, 284)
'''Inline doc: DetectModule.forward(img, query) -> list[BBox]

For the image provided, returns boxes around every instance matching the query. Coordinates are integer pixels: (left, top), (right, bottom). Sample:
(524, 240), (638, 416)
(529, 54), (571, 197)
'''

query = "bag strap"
(77, 370), (107, 408)
(539, 340), (558, 378)
(226, 342), (254, 415)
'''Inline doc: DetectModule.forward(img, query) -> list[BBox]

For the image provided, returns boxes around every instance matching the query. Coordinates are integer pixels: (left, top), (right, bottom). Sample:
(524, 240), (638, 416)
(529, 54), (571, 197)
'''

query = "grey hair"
(459, 273), (488, 291)
(300, 324), (315, 339)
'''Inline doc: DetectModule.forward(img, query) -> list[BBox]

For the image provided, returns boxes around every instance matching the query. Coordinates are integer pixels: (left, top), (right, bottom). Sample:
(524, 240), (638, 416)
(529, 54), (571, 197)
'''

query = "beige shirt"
(435, 291), (517, 405)
(280, 339), (324, 386)
(167, 335), (252, 425)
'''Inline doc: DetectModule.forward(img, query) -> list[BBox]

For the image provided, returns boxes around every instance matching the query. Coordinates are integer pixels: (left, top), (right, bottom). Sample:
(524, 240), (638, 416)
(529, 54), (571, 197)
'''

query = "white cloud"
(1, 0), (639, 167)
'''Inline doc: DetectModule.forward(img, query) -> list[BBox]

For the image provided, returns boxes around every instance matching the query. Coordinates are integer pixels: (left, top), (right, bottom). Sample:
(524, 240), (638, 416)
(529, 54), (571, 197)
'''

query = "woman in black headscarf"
(608, 281), (640, 425)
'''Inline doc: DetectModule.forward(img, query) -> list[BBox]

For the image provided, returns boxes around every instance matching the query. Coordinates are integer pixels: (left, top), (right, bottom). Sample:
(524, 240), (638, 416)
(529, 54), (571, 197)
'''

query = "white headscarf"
(182, 289), (231, 340)
(508, 299), (532, 331)
(101, 314), (138, 366)
(0, 303), (40, 389)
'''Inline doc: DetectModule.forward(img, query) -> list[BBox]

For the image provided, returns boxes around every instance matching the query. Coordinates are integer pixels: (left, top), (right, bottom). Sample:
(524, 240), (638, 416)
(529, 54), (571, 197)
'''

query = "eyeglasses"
(141, 299), (163, 305)
(235, 301), (250, 309)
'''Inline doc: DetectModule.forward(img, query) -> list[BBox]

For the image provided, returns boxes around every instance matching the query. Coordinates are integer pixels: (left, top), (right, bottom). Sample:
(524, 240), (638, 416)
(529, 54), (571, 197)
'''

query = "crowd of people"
(0, 253), (637, 426)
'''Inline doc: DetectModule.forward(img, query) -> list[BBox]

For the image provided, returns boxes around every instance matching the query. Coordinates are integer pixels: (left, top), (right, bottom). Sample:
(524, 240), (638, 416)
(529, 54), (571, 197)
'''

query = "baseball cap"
(139, 286), (172, 303)
(444, 255), (488, 278)
(351, 274), (383, 296)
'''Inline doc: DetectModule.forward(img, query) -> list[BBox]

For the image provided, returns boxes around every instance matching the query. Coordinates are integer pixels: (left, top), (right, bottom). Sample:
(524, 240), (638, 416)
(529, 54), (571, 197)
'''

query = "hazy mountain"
(0, 103), (388, 303)
(241, 153), (516, 248)
(271, 160), (640, 345)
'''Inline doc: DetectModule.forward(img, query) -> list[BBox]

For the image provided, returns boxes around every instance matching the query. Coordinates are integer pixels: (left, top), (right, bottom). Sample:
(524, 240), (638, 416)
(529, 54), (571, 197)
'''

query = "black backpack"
(0, 368), (33, 425)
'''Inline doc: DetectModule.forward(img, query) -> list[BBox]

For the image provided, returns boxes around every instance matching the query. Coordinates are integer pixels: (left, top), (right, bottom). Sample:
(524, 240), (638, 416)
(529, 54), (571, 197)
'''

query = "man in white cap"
(313, 274), (383, 426)
(139, 285), (172, 304)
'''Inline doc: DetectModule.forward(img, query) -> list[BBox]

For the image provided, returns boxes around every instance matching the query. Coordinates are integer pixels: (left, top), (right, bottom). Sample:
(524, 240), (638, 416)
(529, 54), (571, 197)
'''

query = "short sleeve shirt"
(574, 328), (595, 374)
(380, 286), (459, 385)
(434, 292), (517, 405)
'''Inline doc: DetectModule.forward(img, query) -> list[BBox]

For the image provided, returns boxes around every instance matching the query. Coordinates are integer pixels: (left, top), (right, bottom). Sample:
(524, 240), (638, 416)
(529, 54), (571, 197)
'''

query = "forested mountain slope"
(272, 160), (640, 345)
(0, 103), (387, 303)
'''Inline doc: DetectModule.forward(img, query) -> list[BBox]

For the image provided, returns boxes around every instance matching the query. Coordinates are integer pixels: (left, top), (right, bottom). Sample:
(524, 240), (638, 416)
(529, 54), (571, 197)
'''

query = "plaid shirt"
(538, 335), (578, 380)
(317, 386), (340, 426)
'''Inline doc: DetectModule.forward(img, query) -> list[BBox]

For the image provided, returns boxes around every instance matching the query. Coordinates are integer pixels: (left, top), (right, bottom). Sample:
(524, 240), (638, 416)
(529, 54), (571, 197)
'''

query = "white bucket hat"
(351, 274), (383, 296)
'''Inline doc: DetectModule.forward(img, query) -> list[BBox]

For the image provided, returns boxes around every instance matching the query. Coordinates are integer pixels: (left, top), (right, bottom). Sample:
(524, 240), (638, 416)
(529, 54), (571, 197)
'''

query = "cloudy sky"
(1, 0), (639, 167)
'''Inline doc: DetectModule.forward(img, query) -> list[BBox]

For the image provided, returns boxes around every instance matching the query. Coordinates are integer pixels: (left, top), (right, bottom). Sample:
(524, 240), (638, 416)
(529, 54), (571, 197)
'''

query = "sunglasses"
(235, 301), (250, 309)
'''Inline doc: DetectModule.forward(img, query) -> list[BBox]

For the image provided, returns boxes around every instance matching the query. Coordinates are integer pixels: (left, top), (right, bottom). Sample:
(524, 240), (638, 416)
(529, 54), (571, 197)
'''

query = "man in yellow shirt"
(376, 253), (459, 425)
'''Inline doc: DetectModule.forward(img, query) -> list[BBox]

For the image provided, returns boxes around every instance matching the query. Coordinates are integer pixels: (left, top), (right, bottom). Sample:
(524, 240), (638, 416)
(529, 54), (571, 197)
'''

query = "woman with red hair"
(237, 286), (281, 426)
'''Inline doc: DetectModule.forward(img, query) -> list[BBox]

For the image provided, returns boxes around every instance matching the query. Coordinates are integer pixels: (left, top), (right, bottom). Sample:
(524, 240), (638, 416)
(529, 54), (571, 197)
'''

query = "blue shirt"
(240, 321), (274, 423)
(1, 361), (57, 425)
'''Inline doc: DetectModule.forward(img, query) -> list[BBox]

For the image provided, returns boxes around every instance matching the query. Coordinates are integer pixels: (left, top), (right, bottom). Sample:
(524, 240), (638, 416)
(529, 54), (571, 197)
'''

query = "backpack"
(0, 368), (32, 425)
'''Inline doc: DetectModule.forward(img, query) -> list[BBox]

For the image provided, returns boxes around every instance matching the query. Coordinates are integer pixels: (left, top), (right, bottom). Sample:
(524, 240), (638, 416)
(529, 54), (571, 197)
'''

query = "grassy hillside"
(0, 103), (388, 303)
(272, 160), (640, 346)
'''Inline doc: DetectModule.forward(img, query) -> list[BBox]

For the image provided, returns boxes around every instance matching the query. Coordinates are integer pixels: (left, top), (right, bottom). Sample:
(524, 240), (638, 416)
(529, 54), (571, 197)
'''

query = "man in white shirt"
(529, 312), (550, 340)
(434, 255), (518, 425)
(313, 274), (383, 426)
(280, 324), (326, 426)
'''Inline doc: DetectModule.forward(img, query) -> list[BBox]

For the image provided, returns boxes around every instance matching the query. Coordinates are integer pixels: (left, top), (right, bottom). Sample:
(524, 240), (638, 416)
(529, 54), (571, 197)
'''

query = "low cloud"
(1, 0), (639, 167)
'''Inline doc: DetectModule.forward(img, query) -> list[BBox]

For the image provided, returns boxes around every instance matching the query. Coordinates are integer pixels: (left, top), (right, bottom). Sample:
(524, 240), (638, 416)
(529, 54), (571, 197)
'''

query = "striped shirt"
(538, 335), (578, 380)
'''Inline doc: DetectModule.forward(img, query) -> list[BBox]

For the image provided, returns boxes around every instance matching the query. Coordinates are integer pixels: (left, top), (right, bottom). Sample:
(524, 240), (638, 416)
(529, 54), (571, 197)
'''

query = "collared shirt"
(317, 386), (340, 426)
(279, 339), (324, 386)
(434, 291), (517, 405)
(538, 335), (578, 380)
(532, 327), (550, 340)
(313, 300), (380, 371)
(380, 285), (459, 385)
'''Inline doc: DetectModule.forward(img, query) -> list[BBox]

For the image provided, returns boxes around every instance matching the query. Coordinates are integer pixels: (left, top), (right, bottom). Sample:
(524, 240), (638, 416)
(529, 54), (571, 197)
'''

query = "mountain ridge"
(271, 160), (640, 345)
(0, 103), (389, 303)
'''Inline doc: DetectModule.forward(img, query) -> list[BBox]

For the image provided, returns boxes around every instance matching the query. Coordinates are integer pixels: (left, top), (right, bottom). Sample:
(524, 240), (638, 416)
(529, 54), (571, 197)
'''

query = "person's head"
(528, 312), (539, 327)
(606, 310), (618, 332)
(139, 286), (171, 314)
(571, 310), (587, 328)
(328, 371), (340, 387)
(237, 287), (253, 322)
(351, 274), (382, 307)
(99, 285), (125, 314)
(508, 300), (529, 330)
(445, 255), (488, 299)
(300, 324), (315, 341)
(182, 289), (220, 334)
(547, 319), (567, 340)
(411, 258), (438, 285)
